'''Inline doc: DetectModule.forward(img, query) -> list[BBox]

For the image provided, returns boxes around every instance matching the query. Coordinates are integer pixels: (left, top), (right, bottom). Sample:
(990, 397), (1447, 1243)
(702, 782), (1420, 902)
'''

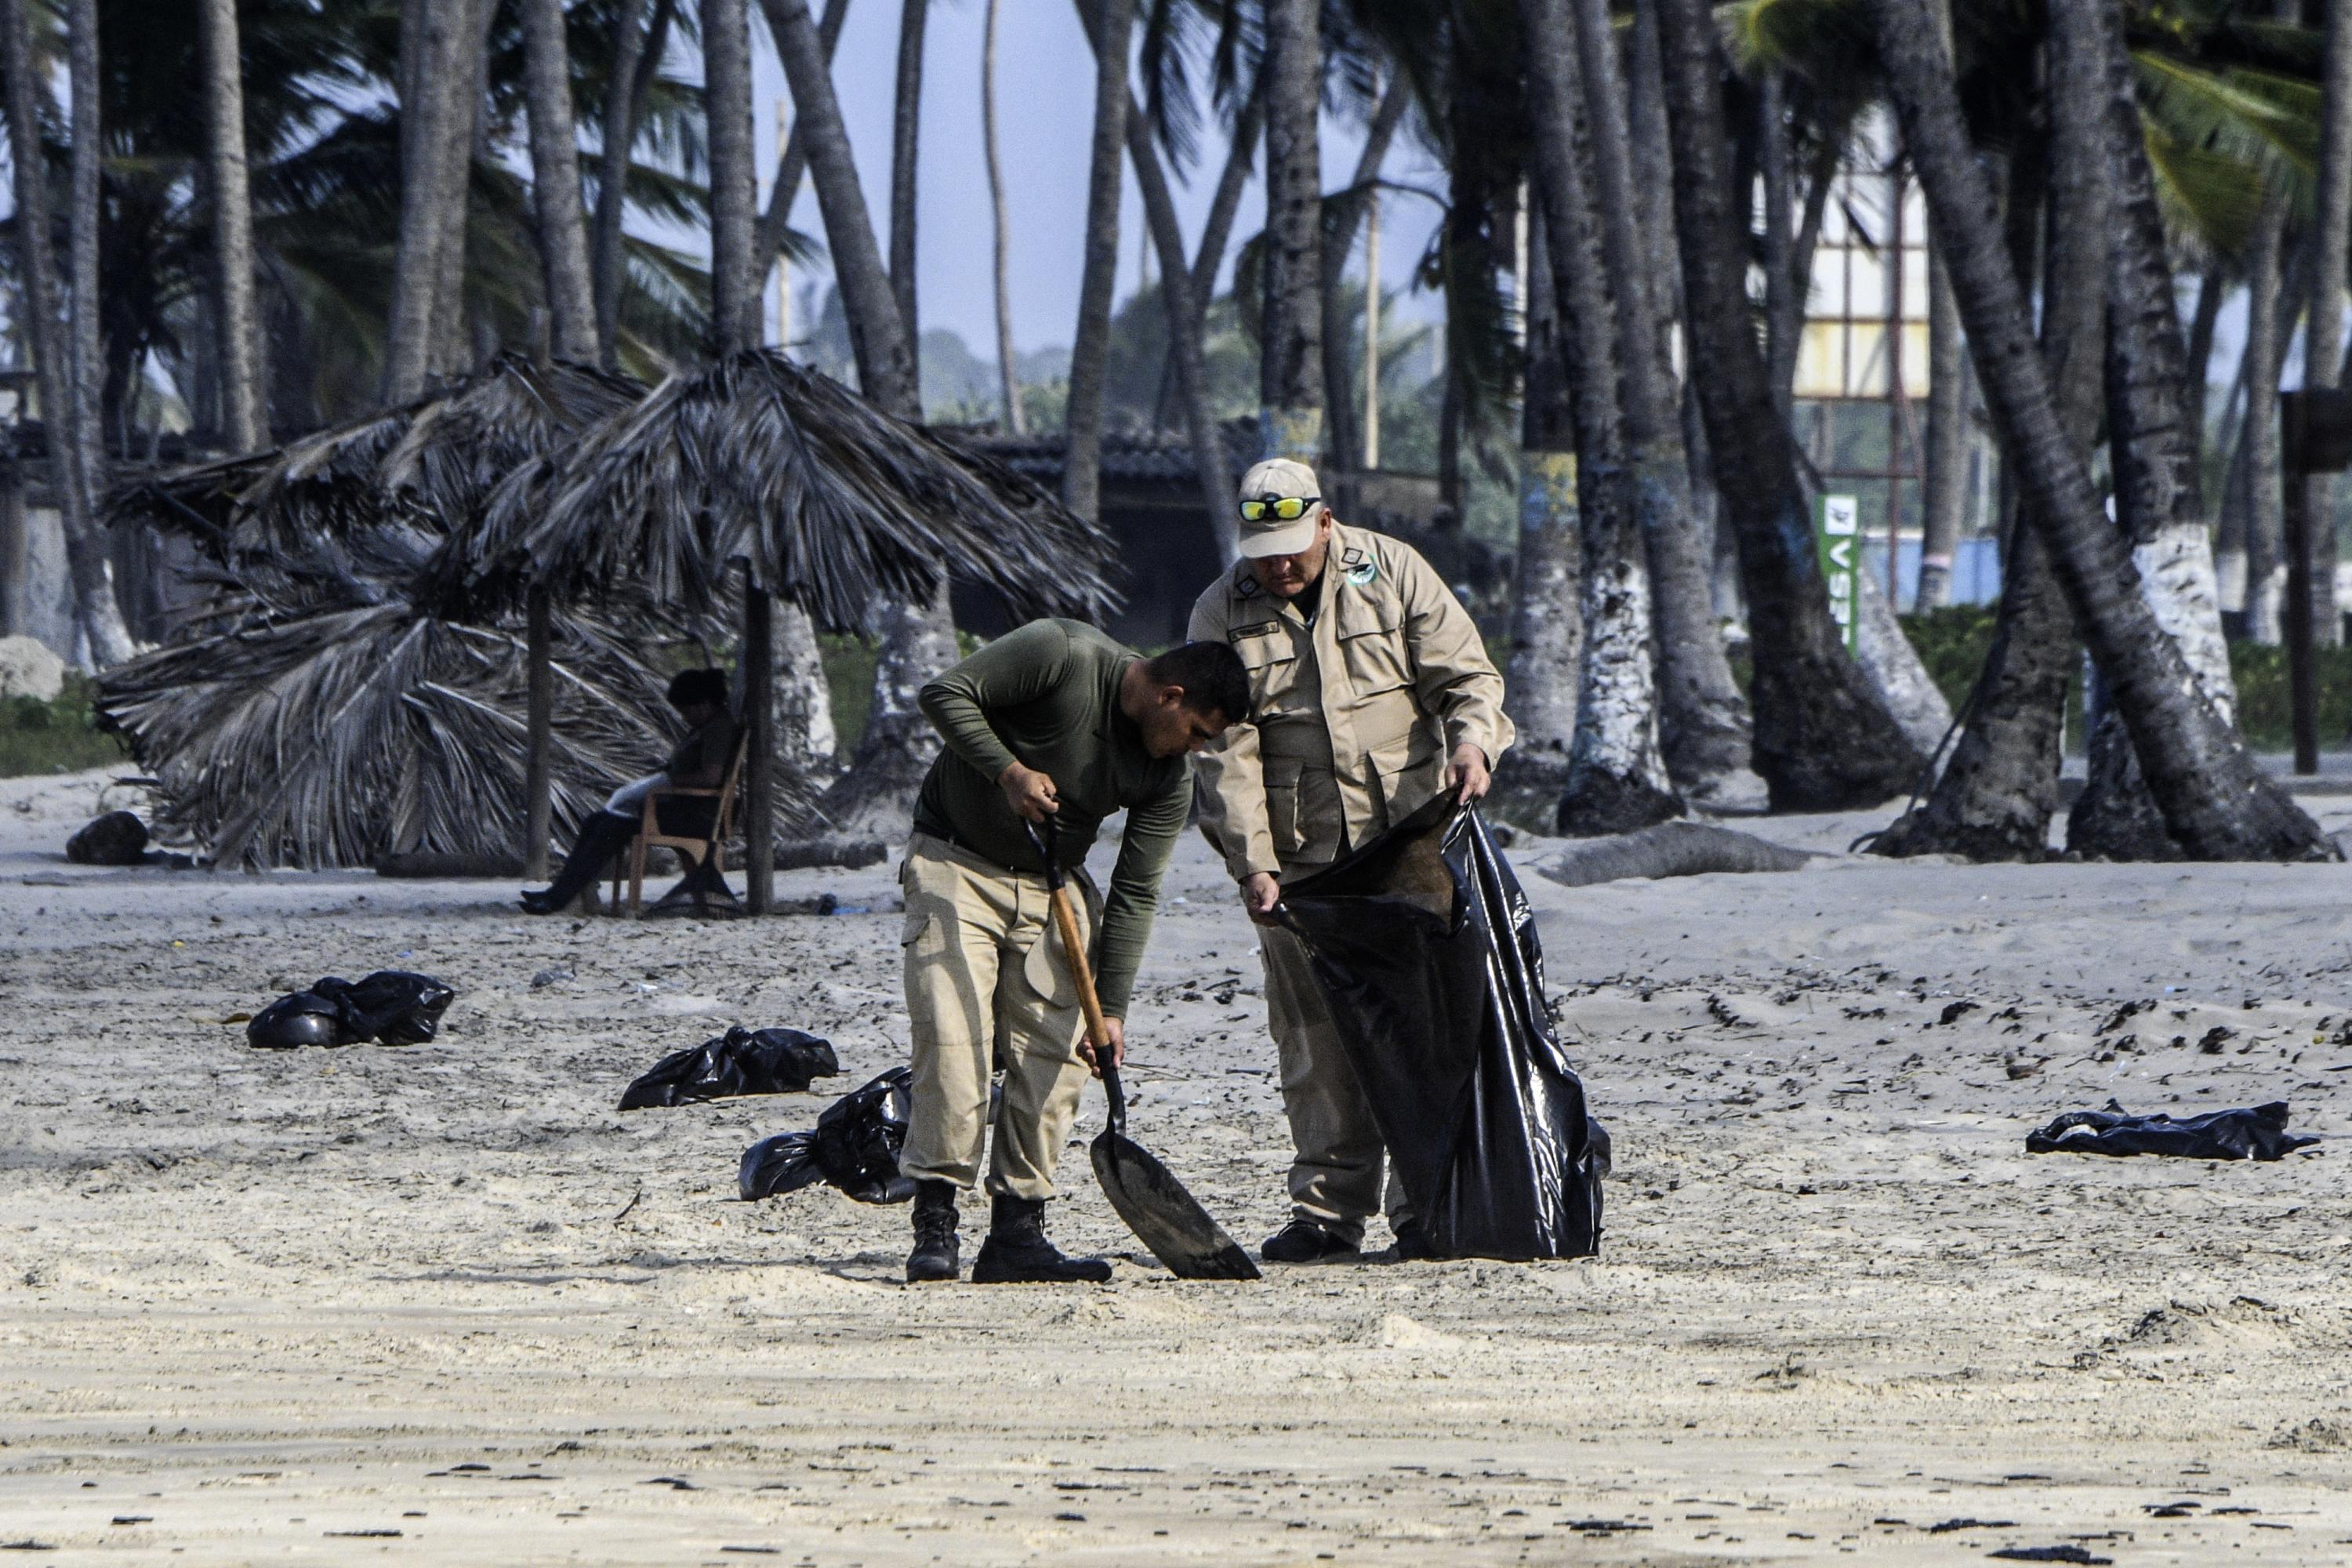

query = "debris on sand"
(66, 811), (148, 866)
(619, 1026), (840, 1109)
(2025, 1100), (2318, 1161)
(246, 971), (456, 1049)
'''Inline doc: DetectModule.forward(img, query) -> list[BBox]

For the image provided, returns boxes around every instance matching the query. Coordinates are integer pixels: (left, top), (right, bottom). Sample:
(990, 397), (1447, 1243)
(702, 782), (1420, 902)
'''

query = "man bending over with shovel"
(898, 622), (1249, 1284)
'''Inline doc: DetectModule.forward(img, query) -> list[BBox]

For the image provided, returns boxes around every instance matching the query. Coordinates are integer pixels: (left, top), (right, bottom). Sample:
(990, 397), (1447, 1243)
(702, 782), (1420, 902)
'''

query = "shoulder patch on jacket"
(1232, 569), (1262, 600)
(1342, 546), (1378, 586)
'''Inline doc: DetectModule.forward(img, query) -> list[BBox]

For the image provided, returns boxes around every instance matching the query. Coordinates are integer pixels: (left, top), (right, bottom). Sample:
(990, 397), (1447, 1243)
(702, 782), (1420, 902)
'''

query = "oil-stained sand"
(2, 767), (2349, 1564)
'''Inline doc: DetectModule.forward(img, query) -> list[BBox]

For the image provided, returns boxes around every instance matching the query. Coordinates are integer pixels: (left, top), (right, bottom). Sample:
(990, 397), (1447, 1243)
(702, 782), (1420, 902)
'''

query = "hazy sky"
(741, 2), (1446, 359)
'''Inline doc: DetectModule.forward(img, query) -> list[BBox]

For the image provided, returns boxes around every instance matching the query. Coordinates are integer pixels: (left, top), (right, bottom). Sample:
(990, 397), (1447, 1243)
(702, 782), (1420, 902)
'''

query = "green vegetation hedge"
(0, 675), (130, 779)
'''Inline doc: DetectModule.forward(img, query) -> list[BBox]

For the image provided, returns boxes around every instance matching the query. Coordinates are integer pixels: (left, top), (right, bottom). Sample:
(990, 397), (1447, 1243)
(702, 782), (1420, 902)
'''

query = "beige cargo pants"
(1260, 922), (1410, 1245)
(897, 832), (1098, 1201)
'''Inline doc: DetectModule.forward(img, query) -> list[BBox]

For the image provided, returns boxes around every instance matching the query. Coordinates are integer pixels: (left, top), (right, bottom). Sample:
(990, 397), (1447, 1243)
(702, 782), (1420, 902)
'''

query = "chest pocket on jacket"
(1336, 598), (1413, 702)
(1232, 625), (1301, 717)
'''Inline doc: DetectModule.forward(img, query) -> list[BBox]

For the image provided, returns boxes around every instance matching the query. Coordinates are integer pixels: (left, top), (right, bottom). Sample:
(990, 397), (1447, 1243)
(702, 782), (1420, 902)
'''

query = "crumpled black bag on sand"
(246, 971), (456, 1049)
(1282, 797), (1610, 1261)
(2027, 1100), (2318, 1161)
(619, 1026), (840, 1110)
(739, 1067), (916, 1205)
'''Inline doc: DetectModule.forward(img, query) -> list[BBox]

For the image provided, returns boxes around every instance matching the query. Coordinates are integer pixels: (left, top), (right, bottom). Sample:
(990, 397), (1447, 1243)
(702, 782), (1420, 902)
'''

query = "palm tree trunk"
(1655, 0), (1924, 809)
(1258, 0), (1323, 460)
(1916, 247), (1965, 608)
(766, 0), (940, 839)
(2066, 0), (2244, 858)
(982, 0), (1022, 432)
(387, 0), (465, 400)
(1062, 0), (1136, 524)
(1190, 73), (1264, 307)
(520, 0), (600, 362)
(773, 598), (837, 775)
(2184, 267), (2223, 486)
(429, 0), (496, 379)
(1874, 51), (2095, 862)
(2301, 0), (2352, 648)
(705, 0), (760, 355)
(1154, 68), (1263, 431)
(2244, 201), (2294, 646)
(764, 0), (917, 413)
(1526, 0), (1679, 835)
(1319, 80), (1407, 494)
(65, 0), (101, 510)
(590, 0), (662, 368)
(198, 0), (265, 452)
(0, 0), (127, 666)
(888, 0), (927, 350)
(1084, 6), (1232, 561)
(1871, 0), (2326, 862)
(1759, 70), (1798, 431)
(752, 0), (849, 287)
(1491, 209), (1582, 833)
(1568, 0), (1762, 813)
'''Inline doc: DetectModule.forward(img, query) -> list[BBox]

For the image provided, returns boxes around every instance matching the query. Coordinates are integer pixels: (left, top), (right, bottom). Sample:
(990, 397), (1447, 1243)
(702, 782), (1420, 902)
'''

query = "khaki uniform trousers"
(897, 832), (1098, 1202)
(1261, 917), (1410, 1245)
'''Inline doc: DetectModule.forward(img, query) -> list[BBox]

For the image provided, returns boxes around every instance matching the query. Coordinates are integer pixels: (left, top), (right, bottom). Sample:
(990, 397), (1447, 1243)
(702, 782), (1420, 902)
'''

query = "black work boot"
(1261, 1218), (1362, 1265)
(905, 1179), (961, 1283)
(970, 1195), (1112, 1284)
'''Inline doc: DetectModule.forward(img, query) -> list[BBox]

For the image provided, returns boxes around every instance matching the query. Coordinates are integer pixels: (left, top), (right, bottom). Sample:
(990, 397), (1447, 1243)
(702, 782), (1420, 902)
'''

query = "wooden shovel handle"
(1048, 884), (1112, 1054)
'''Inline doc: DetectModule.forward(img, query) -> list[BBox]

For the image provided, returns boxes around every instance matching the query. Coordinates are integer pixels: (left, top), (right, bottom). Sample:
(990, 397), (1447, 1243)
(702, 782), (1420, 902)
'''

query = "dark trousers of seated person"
(540, 797), (723, 908)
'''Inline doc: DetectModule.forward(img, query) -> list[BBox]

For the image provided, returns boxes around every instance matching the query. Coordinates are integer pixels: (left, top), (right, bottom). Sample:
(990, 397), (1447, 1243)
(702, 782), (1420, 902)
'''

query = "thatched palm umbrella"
(459, 348), (1120, 912)
(111, 353), (652, 879)
(234, 352), (646, 548)
(96, 532), (750, 872)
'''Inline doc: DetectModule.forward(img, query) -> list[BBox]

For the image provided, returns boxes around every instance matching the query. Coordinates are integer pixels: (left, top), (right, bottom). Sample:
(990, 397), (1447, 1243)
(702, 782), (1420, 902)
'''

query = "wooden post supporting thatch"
(524, 584), (554, 880)
(742, 582), (775, 913)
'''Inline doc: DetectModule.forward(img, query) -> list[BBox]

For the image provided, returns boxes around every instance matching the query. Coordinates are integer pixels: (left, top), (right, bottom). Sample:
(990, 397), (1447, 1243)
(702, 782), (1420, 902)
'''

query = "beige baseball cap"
(1235, 457), (1326, 558)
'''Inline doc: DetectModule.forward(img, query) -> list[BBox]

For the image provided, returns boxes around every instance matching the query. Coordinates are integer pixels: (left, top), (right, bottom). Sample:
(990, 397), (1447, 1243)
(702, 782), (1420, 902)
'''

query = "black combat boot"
(905, 1179), (961, 1283)
(970, 1195), (1112, 1284)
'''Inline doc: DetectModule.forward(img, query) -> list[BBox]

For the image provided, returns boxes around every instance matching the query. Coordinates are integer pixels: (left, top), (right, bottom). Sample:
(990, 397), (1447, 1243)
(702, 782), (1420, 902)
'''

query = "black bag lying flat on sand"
(619, 1026), (841, 1110)
(1281, 797), (1610, 1261)
(739, 1067), (917, 1205)
(245, 971), (456, 1048)
(2027, 1100), (2318, 1161)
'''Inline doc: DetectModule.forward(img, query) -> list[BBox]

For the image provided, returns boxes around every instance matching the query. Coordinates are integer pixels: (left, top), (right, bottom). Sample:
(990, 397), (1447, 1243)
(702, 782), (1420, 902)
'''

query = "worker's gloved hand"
(999, 761), (1061, 822)
(1079, 1014), (1125, 1076)
(1240, 871), (1282, 926)
(1447, 743), (1492, 804)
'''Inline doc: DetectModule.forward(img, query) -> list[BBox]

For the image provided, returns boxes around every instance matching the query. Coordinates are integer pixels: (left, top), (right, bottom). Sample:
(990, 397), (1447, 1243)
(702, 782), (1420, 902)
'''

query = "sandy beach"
(3, 764), (2349, 1565)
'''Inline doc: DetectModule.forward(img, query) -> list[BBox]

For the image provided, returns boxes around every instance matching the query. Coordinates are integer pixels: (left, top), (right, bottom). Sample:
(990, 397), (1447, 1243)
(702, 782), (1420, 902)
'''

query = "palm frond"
(97, 591), (742, 872)
(459, 350), (1121, 633)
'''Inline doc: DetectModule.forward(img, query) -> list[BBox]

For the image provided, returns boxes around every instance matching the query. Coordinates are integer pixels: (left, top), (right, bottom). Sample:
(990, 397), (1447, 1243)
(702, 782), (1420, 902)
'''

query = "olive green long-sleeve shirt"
(913, 619), (1190, 1018)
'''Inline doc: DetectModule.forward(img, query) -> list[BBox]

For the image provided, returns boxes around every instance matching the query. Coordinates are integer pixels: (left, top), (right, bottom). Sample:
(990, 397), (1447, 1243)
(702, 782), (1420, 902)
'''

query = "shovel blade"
(1091, 1131), (1261, 1280)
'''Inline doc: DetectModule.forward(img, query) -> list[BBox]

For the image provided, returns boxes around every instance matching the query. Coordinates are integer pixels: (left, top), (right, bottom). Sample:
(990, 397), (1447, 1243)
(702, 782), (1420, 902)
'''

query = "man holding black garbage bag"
(1188, 459), (1514, 1265)
(896, 620), (1249, 1285)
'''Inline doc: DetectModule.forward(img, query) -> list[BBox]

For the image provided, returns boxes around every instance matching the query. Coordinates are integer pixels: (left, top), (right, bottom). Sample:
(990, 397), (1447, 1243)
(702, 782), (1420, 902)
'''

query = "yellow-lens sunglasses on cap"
(1239, 495), (1319, 522)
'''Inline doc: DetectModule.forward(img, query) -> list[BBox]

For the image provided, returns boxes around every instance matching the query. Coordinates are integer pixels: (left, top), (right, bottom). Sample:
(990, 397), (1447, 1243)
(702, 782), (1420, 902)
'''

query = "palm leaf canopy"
(135, 353), (648, 555)
(459, 349), (1121, 633)
(96, 548), (751, 872)
(252, 352), (648, 543)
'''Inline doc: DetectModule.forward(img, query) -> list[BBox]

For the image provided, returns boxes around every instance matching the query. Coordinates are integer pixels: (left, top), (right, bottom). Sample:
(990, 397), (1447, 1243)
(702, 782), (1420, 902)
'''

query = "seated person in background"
(521, 667), (741, 914)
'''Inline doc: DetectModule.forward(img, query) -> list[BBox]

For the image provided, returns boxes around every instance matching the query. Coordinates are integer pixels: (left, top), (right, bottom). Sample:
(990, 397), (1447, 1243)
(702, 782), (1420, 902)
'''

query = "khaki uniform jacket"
(1187, 522), (1515, 880)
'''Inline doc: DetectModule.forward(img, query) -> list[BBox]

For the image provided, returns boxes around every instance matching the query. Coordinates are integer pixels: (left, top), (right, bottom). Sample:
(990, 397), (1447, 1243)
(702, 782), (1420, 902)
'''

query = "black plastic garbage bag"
(2027, 1099), (2318, 1161)
(619, 1026), (841, 1110)
(245, 971), (456, 1048)
(1280, 797), (1609, 1261)
(739, 1067), (917, 1205)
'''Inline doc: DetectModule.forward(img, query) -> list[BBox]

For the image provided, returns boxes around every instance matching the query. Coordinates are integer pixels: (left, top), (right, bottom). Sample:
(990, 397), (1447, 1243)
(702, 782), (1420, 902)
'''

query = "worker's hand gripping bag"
(1281, 798), (1610, 1260)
